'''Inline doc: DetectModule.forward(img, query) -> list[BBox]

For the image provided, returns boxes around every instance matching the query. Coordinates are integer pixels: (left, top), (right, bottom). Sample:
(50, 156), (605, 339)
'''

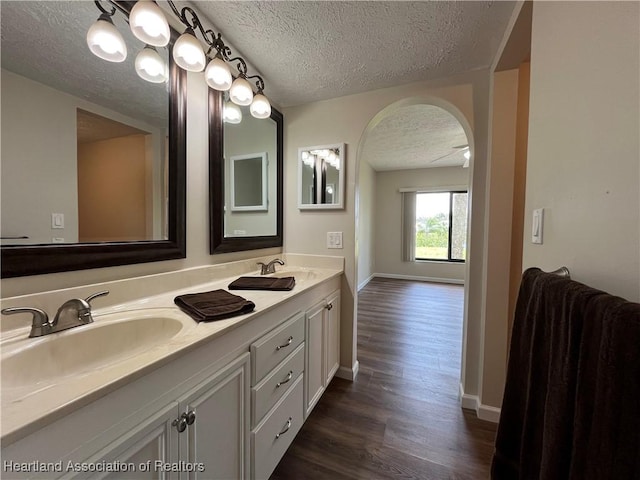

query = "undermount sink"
(1, 309), (192, 389)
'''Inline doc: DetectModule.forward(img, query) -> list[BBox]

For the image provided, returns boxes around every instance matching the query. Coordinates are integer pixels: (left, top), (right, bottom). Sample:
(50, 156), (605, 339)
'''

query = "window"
(415, 191), (468, 262)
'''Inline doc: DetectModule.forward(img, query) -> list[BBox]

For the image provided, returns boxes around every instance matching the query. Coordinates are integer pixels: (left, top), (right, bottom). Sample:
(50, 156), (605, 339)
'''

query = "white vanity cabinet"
(304, 290), (341, 417)
(73, 353), (250, 480)
(1, 269), (342, 480)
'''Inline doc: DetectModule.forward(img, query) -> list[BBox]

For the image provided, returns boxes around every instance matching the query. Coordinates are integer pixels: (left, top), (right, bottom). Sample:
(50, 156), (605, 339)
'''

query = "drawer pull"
(275, 417), (292, 439)
(276, 371), (293, 388)
(276, 336), (293, 351)
(326, 303), (333, 311)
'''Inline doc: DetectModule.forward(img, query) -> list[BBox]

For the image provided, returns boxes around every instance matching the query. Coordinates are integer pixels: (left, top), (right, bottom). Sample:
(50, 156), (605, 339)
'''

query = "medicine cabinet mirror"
(209, 90), (283, 253)
(298, 143), (345, 210)
(0, 1), (186, 278)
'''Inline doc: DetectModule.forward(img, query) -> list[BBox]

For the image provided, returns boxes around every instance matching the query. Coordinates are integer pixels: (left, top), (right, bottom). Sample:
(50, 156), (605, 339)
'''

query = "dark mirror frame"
(1, 3), (186, 278)
(208, 89), (283, 254)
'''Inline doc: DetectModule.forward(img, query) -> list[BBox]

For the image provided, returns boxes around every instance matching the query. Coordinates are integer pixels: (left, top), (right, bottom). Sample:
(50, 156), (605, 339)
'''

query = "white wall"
(356, 160), (376, 289)
(283, 71), (492, 386)
(525, 1), (640, 302)
(373, 166), (469, 282)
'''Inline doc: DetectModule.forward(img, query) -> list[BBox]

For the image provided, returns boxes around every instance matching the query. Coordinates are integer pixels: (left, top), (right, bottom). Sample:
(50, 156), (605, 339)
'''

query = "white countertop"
(0, 255), (343, 445)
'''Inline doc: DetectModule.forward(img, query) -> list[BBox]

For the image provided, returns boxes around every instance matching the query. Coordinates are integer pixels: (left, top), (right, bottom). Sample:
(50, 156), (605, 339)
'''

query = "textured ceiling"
(1, 1), (168, 128)
(77, 109), (149, 144)
(192, 1), (516, 107)
(2, 1), (515, 172)
(361, 104), (469, 171)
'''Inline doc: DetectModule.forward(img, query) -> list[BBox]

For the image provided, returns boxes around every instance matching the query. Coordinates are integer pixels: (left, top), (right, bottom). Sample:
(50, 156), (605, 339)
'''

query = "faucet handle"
(1, 307), (50, 337)
(85, 290), (109, 306)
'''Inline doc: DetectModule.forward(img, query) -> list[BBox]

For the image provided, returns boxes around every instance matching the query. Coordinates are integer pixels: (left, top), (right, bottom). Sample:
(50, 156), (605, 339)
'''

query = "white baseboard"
(357, 275), (375, 291)
(374, 273), (464, 285)
(336, 360), (359, 381)
(459, 383), (501, 423)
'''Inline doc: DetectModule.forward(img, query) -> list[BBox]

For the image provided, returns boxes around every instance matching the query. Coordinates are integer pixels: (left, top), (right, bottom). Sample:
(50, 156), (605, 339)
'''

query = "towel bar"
(549, 266), (571, 278)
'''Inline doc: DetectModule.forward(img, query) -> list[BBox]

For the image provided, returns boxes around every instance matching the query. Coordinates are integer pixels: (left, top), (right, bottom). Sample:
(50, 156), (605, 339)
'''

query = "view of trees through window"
(415, 191), (468, 261)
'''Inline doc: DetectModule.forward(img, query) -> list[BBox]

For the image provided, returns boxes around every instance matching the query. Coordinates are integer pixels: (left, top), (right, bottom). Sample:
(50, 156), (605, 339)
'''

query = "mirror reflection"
(223, 95), (277, 237)
(298, 143), (345, 209)
(1, 1), (169, 246)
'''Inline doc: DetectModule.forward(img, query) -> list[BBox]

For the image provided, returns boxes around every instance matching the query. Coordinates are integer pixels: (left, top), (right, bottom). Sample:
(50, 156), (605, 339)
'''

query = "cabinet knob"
(276, 335), (293, 351)
(172, 416), (187, 433)
(325, 303), (333, 311)
(275, 417), (292, 439)
(185, 410), (196, 425)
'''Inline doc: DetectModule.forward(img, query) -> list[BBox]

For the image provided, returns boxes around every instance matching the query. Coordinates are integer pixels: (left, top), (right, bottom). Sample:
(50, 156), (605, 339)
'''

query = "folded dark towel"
(228, 276), (295, 291)
(174, 289), (255, 322)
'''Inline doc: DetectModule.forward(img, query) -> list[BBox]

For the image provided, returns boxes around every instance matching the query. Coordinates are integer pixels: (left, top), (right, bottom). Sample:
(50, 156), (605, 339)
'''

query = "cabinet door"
(304, 301), (325, 418)
(324, 290), (341, 386)
(179, 352), (250, 480)
(80, 402), (180, 480)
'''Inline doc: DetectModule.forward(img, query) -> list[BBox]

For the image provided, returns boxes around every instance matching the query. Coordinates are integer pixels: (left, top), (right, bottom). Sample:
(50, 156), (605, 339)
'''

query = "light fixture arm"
(95, 0), (117, 17)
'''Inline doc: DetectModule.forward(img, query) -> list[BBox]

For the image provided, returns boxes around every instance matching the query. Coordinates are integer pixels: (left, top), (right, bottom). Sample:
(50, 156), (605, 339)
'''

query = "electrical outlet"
(327, 232), (343, 249)
(51, 237), (65, 243)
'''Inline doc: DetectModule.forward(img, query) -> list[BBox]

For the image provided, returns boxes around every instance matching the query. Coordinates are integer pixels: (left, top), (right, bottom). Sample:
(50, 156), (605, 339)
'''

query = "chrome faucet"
(257, 258), (285, 275)
(1, 290), (109, 338)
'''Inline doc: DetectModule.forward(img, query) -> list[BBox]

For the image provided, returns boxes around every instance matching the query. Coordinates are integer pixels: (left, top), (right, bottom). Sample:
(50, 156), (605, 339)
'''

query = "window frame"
(414, 190), (468, 263)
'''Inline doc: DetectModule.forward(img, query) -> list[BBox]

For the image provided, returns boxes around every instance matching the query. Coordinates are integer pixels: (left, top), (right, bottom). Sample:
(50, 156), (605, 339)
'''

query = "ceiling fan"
(428, 144), (470, 167)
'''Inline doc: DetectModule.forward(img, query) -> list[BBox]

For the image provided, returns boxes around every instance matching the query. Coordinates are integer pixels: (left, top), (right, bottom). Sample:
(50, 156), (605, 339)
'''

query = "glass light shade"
(87, 17), (127, 63)
(250, 93), (271, 119)
(205, 57), (232, 91)
(129, 1), (170, 47)
(229, 77), (253, 106)
(135, 47), (168, 83)
(223, 102), (242, 124)
(173, 30), (205, 72)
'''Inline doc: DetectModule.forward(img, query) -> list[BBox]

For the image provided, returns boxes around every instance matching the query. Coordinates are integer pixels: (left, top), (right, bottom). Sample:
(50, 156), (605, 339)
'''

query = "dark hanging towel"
(492, 268), (640, 480)
(174, 289), (255, 322)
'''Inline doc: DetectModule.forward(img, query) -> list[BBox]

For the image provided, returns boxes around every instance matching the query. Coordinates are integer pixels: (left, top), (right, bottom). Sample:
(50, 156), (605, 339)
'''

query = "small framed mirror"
(230, 152), (268, 211)
(298, 143), (345, 209)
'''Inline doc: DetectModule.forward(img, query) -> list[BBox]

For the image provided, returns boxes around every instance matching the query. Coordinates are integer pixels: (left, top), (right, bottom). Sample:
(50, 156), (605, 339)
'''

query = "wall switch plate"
(52, 213), (64, 229)
(532, 208), (544, 244)
(327, 232), (343, 249)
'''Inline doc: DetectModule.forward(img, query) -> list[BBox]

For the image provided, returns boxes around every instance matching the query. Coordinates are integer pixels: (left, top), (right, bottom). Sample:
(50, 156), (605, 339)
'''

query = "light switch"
(52, 213), (64, 229)
(532, 208), (544, 244)
(327, 232), (343, 249)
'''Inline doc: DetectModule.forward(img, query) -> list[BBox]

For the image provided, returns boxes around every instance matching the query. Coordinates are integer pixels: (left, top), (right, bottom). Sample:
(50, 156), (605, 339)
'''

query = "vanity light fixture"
(86, 2), (127, 62)
(88, 0), (272, 119)
(223, 101), (242, 124)
(129, 0), (170, 47)
(135, 46), (168, 83)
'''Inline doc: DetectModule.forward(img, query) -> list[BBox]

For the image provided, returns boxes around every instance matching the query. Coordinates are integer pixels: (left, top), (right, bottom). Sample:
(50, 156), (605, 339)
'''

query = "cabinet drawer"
(252, 343), (304, 426)
(251, 312), (304, 385)
(252, 375), (304, 480)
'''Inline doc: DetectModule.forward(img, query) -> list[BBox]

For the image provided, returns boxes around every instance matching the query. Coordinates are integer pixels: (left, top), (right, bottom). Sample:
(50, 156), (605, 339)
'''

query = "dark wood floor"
(271, 278), (497, 480)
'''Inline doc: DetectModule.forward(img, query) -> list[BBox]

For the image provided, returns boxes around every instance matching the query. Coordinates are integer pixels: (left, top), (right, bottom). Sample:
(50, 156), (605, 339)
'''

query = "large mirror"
(0, 1), (186, 278)
(209, 90), (283, 253)
(298, 143), (345, 209)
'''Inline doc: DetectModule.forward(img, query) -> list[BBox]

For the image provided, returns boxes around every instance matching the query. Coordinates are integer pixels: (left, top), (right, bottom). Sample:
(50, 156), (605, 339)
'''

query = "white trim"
(478, 404), (501, 423)
(357, 274), (375, 291)
(398, 185), (468, 193)
(459, 383), (501, 423)
(459, 383), (479, 410)
(374, 273), (464, 285)
(335, 360), (359, 381)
